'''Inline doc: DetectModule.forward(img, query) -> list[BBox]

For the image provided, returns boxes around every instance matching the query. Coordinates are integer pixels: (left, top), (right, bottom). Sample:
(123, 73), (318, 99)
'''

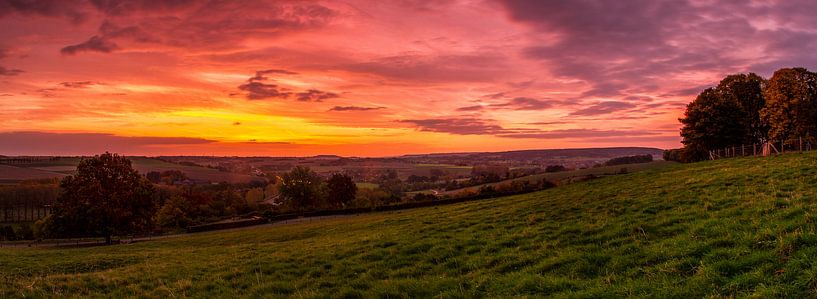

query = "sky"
(1, 0), (817, 156)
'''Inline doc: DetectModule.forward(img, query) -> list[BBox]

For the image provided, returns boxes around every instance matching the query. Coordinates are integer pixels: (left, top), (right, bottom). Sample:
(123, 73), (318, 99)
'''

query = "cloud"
(401, 117), (661, 140)
(0, 0), (88, 23)
(237, 70), (340, 101)
(497, 0), (817, 98)
(496, 129), (657, 139)
(456, 105), (483, 112)
(0, 66), (23, 76)
(329, 106), (384, 111)
(60, 81), (95, 88)
(60, 36), (119, 55)
(295, 89), (338, 102)
(344, 53), (509, 82)
(401, 118), (505, 135)
(250, 69), (297, 81)
(569, 101), (637, 116)
(238, 81), (291, 100)
(490, 97), (557, 110)
(59, 1), (337, 54)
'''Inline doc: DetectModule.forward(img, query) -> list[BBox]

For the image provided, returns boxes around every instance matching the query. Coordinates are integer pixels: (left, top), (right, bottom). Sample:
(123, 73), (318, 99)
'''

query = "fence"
(709, 137), (814, 160)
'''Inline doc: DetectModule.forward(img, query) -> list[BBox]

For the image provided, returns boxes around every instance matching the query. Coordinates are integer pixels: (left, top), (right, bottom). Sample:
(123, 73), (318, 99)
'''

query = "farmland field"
(0, 157), (260, 184)
(4, 152), (817, 296)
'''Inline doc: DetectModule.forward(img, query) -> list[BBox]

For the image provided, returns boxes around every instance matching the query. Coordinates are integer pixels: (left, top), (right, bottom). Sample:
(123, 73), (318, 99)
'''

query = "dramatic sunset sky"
(1, 0), (817, 156)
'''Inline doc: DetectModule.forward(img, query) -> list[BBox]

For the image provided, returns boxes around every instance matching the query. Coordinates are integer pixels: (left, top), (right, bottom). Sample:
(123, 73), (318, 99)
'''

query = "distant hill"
(401, 147), (663, 160)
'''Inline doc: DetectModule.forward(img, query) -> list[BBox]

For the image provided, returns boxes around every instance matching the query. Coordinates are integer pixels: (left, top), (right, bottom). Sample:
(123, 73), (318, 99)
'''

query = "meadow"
(3, 152), (817, 297)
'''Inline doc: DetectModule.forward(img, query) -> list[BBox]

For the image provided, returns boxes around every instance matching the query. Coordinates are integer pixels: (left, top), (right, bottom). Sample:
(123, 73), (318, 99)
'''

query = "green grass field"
(409, 160), (675, 196)
(4, 153), (817, 297)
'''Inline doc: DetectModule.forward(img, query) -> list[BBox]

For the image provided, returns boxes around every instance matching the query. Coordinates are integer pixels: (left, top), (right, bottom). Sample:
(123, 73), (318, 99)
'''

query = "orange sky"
(1, 0), (814, 156)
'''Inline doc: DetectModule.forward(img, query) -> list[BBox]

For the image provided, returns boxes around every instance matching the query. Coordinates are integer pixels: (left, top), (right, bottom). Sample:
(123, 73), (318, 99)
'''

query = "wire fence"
(709, 137), (814, 160)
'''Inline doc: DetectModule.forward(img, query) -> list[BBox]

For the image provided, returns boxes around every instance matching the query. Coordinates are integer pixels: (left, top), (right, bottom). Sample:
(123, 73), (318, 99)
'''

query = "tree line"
(668, 67), (817, 162)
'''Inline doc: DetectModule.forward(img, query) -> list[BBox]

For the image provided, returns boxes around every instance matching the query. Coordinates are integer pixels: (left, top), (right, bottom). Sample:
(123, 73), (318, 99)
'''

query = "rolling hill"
(0, 157), (260, 184)
(3, 152), (817, 297)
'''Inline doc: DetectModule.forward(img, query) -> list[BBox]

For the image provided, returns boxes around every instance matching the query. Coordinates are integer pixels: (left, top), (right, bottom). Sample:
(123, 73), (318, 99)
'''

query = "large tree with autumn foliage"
(760, 67), (817, 141)
(45, 153), (157, 244)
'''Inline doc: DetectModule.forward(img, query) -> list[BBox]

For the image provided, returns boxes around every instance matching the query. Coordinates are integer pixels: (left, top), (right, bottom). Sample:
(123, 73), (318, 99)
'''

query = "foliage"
(760, 67), (817, 141)
(156, 195), (191, 229)
(680, 88), (749, 161)
(326, 173), (357, 208)
(279, 166), (324, 210)
(47, 153), (158, 243)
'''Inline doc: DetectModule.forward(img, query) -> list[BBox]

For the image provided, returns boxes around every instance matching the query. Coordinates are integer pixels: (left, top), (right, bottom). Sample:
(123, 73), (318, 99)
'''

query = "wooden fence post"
(753, 143), (756, 156)
(800, 137), (803, 152)
(742, 144), (745, 156)
(781, 140), (785, 154)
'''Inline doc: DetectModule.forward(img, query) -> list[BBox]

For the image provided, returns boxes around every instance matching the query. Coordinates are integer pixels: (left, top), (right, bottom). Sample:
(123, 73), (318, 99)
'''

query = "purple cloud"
(0, 66), (23, 76)
(238, 81), (291, 100)
(61, 36), (119, 55)
(329, 106), (385, 111)
(295, 89), (339, 102)
(401, 118), (505, 135)
(570, 101), (637, 116)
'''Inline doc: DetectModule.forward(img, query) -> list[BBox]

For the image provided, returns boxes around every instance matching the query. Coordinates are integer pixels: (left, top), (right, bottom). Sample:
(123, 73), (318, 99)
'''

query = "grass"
(410, 160), (674, 196)
(4, 152), (817, 296)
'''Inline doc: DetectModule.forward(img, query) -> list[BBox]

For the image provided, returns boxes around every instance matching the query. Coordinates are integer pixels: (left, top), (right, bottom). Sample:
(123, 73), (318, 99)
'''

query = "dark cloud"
(0, 131), (214, 155)
(88, 0), (199, 16)
(60, 81), (95, 88)
(498, 0), (817, 98)
(238, 81), (291, 100)
(60, 1), (337, 54)
(570, 101), (637, 116)
(345, 53), (508, 82)
(329, 106), (385, 112)
(456, 105), (483, 112)
(233, 121), (241, 125)
(401, 118), (505, 135)
(238, 70), (340, 101)
(496, 129), (657, 139)
(250, 69), (297, 81)
(0, 0), (88, 23)
(295, 89), (338, 102)
(401, 117), (661, 140)
(0, 66), (23, 76)
(60, 36), (119, 55)
(490, 97), (557, 110)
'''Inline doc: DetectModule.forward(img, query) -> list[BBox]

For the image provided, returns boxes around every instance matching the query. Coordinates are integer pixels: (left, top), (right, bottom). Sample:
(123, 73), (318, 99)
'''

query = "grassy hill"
(3, 152), (817, 297)
(410, 160), (674, 197)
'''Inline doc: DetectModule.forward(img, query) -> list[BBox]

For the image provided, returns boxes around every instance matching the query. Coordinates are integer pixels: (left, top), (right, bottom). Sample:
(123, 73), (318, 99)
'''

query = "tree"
(680, 88), (748, 161)
(715, 73), (767, 143)
(279, 166), (323, 210)
(326, 173), (357, 208)
(48, 153), (157, 244)
(760, 67), (817, 141)
(156, 195), (191, 229)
